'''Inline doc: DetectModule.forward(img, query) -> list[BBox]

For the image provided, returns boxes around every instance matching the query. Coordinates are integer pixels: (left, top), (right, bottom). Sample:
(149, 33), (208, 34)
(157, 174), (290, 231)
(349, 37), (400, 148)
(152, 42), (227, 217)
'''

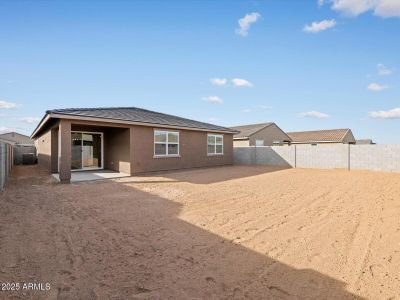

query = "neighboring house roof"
(287, 128), (354, 143)
(356, 139), (375, 145)
(230, 122), (292, 141)
(31, 107), (238, 138)
(0, 132), (33, 144)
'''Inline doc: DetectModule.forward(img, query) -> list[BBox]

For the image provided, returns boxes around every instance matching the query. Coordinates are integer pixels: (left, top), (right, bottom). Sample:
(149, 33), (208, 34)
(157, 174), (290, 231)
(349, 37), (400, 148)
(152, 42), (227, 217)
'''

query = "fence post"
(348, 144), (351, 171)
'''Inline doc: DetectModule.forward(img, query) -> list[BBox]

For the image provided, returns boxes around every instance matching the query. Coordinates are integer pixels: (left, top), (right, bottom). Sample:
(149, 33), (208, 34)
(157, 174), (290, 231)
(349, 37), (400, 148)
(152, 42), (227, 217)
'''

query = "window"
(154, 130), (179, 156)
(207, 134), (223, 155)
(255, 140), (264, 146)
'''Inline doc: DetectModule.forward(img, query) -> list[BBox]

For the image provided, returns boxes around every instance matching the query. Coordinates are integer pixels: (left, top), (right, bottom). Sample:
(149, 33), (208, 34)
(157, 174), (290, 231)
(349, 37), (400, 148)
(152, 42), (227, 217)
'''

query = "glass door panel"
(71, 132), (102, 170)
(71, 132), (82, 170)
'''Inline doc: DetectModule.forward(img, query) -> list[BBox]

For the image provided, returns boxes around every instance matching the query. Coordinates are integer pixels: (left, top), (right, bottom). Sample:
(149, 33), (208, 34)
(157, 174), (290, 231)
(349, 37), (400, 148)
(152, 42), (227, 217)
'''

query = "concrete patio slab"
(52, 170), (130, 183)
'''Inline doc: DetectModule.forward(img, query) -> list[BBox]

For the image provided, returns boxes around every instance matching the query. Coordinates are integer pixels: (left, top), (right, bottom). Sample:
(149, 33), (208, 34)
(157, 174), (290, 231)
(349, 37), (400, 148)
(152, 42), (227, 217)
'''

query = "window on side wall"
(154, 130), (179, 156)
(207, 134), (223, 155)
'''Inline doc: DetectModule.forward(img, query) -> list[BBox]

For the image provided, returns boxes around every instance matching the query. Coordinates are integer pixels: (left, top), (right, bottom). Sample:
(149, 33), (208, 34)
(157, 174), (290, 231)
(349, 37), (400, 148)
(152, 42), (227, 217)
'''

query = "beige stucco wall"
(248, 124), (291, 146)
(233, 139), (250, 147)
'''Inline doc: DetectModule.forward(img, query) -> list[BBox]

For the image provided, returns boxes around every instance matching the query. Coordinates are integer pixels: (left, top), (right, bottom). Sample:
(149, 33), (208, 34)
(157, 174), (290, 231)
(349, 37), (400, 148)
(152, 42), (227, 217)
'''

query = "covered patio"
(44, 119), (133, 183)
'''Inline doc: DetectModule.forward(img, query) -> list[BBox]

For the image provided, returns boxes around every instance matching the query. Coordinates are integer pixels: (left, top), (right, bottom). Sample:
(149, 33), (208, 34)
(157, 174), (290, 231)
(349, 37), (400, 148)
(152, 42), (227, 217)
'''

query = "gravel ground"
(1, 165), (400, 299)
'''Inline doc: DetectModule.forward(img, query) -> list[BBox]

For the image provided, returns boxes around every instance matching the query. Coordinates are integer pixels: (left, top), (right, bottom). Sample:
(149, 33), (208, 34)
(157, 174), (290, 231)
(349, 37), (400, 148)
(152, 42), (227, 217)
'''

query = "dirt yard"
(1, 165), (400, 299)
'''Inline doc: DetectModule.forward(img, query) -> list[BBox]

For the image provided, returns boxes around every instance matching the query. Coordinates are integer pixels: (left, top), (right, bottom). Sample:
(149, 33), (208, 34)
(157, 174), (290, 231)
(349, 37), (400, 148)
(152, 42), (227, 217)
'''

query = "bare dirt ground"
(1, 165), (400, 299)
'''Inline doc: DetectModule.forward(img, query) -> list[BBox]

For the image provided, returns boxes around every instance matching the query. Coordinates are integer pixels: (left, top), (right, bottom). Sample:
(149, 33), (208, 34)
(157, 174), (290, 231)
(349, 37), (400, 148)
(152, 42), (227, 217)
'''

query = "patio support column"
(59, 119), (71, 183)
(129, 127), (135, 175)
(50, 127), (58, 173)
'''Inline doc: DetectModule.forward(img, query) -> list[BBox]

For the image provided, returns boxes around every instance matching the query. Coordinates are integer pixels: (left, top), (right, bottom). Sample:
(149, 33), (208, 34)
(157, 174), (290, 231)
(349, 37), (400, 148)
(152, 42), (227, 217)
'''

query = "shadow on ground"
(0, 166), (362, 299)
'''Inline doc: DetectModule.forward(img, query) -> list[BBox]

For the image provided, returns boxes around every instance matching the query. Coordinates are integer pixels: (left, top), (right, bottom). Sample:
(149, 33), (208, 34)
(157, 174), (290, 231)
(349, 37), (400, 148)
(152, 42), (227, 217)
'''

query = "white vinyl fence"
(234, 144), (400, 173)
(0, 141), (13, 190)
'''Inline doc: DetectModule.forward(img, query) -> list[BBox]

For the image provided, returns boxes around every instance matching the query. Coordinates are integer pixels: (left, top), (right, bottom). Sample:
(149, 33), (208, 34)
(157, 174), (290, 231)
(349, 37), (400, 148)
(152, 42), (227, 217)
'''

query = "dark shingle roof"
(287, 129), (351, 143)
(45, 107), (236, 133)
(230, 123), (274, 139)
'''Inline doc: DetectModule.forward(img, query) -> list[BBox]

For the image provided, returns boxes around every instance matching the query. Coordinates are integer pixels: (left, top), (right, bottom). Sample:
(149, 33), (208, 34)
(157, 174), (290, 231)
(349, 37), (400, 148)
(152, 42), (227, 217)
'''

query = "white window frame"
(154, 130), (180, 157)
(207, 134), (224, 156)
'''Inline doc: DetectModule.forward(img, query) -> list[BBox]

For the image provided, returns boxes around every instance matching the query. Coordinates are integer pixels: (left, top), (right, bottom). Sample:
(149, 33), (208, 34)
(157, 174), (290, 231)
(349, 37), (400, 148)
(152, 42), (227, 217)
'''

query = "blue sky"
(0, 0), (399, 143)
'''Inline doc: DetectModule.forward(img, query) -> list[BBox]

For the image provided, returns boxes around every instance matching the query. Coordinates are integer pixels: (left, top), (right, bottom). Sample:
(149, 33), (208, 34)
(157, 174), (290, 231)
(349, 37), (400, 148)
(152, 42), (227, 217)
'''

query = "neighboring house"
(0, 132), (33, 145)
(230, 122), (292, 147)
(356, 139), (375, 145)
(287, 128), (356, 145)
(0, 132), (36, 165)
(31, 107), (237, 183)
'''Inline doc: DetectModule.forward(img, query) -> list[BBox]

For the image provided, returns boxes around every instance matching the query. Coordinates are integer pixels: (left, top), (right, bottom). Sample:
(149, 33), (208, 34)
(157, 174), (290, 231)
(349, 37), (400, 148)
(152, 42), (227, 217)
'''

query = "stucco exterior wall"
(104, 128), (131, 174)
(130, 126), (233, 174)
(248, 124), (291, 146)
(35, 129), (52, 172)
(35, 119), (234, 180)
(233, 140), (250, 147)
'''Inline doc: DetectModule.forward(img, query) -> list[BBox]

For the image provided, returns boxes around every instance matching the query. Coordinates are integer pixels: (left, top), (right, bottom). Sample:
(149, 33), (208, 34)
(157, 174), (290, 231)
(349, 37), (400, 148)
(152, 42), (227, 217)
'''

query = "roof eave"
(31, 113), (238, 137)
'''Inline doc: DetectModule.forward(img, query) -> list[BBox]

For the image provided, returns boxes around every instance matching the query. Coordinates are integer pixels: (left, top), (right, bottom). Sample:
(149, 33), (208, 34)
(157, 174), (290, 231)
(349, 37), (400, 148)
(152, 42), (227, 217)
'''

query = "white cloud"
(318, 0), (326, 6)
(202, 96), (223, 104)
(235, 12), (261, 37)
(377, 63), (393, 76)
(367, 82), (388, 91)
(258, 105), (272, 110)
(21, 117), (41, 124)
(232, 78), (254, 87)
(242, 109), (253, 113)
(0, 126), (15, 134)
(303, 19), (336, 33)
(368, 107), (400, 119)
(209, 78), (227, 86)
(0, 100), (19, 109)
(299, 111), (330, 119)
(328, 0), (400, 17)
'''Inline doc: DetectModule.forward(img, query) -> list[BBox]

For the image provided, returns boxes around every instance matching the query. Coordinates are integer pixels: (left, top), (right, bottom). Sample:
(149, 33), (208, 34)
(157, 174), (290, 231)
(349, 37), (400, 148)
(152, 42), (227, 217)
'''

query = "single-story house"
(230, 122), (292, 147)
(0, 132), (33, 145)
(287, 128), (356, 145)
(356, 139), (375, 145)
(31, 107), (237, 183)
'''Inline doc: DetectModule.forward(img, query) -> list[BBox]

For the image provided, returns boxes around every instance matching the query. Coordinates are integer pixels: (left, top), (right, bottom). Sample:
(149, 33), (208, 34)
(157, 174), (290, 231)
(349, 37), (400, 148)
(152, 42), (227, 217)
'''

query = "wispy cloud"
(232, 78), (254, 87)
(21, 117), (41, 124)
(367, 83), (388, 91)
(0, 126), (15, 134)
(303, 19), (336, 33)
(0, 100), (19, 109)
(369, 107), (400, 119)
(299, 111), (330, 119)
(324, 0), (400, 18)
(209, 78), (227, 86)
(235, 12), (261, 37)
(202, 96), (223, 104)
(377, 63), (393, 76)
(242, 109), (253, 113)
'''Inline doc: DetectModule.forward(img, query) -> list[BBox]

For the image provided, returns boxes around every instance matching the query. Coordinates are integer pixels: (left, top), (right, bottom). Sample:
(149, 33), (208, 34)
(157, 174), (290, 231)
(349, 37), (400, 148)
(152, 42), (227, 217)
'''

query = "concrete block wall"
(350, 144), (400, 172)
(234, 144), (400, 173)
(296, 144), (349, 169)
(0, 142), (13, 191)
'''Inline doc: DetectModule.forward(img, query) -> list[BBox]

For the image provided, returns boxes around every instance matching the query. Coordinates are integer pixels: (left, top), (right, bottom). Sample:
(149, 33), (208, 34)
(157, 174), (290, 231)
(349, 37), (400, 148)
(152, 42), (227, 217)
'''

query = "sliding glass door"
(71, 132), (103, 170)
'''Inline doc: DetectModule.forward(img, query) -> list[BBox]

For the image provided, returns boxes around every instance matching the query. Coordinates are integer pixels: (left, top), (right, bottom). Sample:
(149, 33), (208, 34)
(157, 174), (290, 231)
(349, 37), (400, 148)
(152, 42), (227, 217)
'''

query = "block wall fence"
(234, 144), (400, 173)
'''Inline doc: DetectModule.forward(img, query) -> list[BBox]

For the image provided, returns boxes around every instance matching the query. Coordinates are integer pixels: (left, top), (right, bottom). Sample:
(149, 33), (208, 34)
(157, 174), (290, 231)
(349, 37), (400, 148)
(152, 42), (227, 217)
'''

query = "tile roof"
(230, 123), (274, 139)
(287, 128), (351, 143)
(44, 107), (236, 133)
(0, 132), (33, 144)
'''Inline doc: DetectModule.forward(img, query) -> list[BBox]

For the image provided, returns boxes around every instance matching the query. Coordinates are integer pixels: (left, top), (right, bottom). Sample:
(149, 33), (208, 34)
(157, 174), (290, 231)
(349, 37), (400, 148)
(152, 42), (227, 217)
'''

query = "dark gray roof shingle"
(46, 107), (236, 133)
